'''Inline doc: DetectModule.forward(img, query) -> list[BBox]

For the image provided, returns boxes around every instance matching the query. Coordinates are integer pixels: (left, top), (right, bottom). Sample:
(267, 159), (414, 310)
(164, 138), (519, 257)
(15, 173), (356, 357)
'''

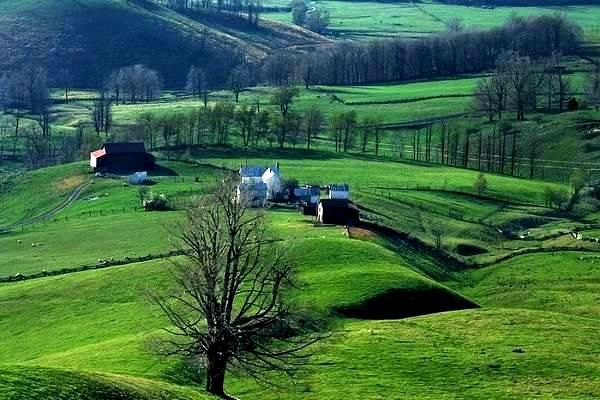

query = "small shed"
(317, 199), (360, 225)
(90, 143), (154, 172)
(294, 185), (321, 204)
(329, 183), (350, 200)
(127, 171), (148, 185)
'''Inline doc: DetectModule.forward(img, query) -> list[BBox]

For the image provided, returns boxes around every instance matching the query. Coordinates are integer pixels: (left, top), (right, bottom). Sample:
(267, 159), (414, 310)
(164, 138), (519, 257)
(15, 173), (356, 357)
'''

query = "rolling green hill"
(1, 158), (600, 398)
(0, 0), (327, 86)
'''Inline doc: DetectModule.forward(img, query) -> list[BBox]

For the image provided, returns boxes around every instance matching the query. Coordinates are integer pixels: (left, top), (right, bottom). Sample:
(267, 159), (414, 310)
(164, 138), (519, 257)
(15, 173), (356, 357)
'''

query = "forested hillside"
(0, 0), (327, 87)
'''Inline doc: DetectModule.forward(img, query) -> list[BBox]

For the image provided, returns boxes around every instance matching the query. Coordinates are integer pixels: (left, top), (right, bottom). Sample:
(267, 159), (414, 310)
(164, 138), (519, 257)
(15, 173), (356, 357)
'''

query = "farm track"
(0, 183), (89, 233)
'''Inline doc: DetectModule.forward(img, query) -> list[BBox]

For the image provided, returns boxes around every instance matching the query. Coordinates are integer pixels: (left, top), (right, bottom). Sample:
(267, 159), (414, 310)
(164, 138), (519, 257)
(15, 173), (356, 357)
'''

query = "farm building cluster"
(238, 164), (359, 226)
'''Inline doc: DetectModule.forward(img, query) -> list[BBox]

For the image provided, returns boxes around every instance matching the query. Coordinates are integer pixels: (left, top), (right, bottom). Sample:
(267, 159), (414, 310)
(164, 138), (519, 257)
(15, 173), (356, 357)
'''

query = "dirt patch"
(348, 226), (376, 240)
(54, 175), (85, 192)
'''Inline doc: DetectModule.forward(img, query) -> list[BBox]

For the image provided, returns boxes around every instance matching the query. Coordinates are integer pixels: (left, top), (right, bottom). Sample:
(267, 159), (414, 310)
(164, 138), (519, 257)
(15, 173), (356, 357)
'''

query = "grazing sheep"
(17, 240), (22, 244)
(31, 243), (36, 247)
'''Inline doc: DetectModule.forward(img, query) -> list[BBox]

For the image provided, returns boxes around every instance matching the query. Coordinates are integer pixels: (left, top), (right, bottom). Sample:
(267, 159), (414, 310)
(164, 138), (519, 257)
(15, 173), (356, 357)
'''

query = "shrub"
(143, 192), (170, 211)
(473, 172), (488, 196)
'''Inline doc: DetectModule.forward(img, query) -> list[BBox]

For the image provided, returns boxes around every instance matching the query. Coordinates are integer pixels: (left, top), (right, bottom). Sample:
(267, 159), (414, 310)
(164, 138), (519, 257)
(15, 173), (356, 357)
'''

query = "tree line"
(259, 14), (582, 87)
(473, 51), (588, 122)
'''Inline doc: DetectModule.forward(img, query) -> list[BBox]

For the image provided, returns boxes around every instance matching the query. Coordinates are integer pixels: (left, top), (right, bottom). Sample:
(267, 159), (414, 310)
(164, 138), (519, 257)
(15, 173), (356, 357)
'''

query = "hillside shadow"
(335, 287), (478, 320)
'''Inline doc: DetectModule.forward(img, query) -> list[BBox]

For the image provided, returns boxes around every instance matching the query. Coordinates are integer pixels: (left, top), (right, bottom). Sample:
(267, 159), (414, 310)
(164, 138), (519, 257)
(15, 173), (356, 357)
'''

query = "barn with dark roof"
(317, 199), (360, 225)
(90, 143), (155, 172)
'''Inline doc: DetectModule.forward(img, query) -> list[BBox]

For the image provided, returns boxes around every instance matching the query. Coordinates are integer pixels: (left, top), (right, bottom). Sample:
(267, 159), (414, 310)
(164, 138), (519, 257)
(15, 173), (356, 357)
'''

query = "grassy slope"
(0, 161), (599, 398)
(1, 251), (599, 398)
(0, 237), (468, 370)
(232, 309), (600, 399)
(455, 251), (600, 319)
(0, 365), (206, 400)
(186, 147), (567, 204)
(263, 1), (600, 42)
(0, 163), (89, 227)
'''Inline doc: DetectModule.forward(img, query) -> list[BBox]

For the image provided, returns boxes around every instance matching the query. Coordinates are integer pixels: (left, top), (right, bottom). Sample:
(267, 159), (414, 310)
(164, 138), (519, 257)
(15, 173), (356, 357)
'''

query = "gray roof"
(239, 166), (267, 177)
(330, 183), (349, 191)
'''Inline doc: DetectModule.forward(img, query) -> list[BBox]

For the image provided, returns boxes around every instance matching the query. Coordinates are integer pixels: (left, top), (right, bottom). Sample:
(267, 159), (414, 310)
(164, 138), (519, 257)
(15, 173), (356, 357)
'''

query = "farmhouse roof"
(240, 166), (267, 177)
(103, 142), (147, 154)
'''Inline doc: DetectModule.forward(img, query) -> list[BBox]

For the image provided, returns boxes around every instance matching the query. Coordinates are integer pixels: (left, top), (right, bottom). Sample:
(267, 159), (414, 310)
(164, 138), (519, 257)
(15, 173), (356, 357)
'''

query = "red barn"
(90, 143), (154, 172)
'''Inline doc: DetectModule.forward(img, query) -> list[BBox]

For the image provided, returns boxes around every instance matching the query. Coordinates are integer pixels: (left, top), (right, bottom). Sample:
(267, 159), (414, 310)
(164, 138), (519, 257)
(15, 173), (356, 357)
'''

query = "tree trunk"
(206, 356), (227, 397)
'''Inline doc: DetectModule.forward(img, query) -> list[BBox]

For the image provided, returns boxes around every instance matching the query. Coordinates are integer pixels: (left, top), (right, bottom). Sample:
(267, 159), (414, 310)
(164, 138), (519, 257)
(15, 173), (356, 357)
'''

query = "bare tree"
(291, 0), (307, 26)
(474, 77), (496, 122)
(271, 86), (299, 148)
(151, 180), (319, 398)
(373, 119), (384, 156)
(186, 66), (207, 101)
(586, 61), (600, 111)
(502, 52), (536, 121)
(229, 66), (250, 103)
(527, 133), (542, 179)
(90, 89), (113, 136)
(305, 8), (329, 35)
(304, 106), (323, 151)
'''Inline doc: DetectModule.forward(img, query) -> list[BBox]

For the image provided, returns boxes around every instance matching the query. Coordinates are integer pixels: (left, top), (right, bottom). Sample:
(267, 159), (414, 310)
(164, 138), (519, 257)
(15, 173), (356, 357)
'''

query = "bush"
(473, 172), (488, 196)
(143, 192), (170, 211)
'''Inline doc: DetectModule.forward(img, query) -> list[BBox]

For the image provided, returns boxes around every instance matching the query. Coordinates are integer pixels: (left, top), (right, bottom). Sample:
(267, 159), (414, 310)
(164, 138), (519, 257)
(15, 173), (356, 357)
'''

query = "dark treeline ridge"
(261, 14), (582, 87)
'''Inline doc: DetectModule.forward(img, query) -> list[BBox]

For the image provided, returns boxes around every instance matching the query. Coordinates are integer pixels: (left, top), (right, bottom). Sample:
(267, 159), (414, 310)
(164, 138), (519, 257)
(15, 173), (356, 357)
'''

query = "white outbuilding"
(328, 183), (350, 200)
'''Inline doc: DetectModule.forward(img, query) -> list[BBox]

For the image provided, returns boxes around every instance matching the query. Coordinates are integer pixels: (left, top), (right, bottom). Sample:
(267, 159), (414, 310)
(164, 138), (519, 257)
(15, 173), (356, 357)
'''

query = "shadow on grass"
(335, 287), (478, 320)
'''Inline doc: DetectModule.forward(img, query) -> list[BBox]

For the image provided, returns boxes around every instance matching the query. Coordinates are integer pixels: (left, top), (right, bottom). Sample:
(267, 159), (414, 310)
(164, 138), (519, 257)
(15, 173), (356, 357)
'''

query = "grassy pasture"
(455, 251), (600, 319)
(262, 1), (600, 43)
(185, 146), (567, 205)
(0, 235), (467, 370)
(1, 156), (600, 398)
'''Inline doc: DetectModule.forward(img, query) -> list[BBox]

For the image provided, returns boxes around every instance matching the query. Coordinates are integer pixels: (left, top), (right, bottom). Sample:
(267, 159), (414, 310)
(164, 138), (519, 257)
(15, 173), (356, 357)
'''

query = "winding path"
(0, 183), (89, 233)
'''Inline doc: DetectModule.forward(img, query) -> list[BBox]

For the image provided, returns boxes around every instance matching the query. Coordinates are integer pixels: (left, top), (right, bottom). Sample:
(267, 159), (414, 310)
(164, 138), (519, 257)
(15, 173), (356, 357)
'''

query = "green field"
(2, 0), (600, 398)
(263, 1), (600, 42)
(1, 148), (600, 398)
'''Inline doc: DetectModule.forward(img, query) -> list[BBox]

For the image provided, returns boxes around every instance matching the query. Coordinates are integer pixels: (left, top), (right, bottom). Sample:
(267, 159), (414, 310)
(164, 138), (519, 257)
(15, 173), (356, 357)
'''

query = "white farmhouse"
(239, 166), (266, 183)
(261, 163), (281, 200)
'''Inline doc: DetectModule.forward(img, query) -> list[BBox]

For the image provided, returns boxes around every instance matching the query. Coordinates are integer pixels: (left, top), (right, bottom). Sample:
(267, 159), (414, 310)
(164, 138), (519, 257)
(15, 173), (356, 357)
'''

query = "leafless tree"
(527, 133), (542, 179)
(234, 105), (256, 148)
(474, 77), (496, 122)
(585, 61), (600, 111)
(501, 52), (536, 120)
(151, 180), (320, 398)
(305, 8), (330, 35)
(229, 66), (250, 103)
(186, 66), (208, 101)
(304, 106), (322, 151)
(90, 89), (113, 136)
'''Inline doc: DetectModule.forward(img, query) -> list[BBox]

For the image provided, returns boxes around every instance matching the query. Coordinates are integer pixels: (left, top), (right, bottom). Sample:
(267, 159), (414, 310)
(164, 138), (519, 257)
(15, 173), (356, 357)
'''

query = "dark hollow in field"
(336, 288), (479, 320)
